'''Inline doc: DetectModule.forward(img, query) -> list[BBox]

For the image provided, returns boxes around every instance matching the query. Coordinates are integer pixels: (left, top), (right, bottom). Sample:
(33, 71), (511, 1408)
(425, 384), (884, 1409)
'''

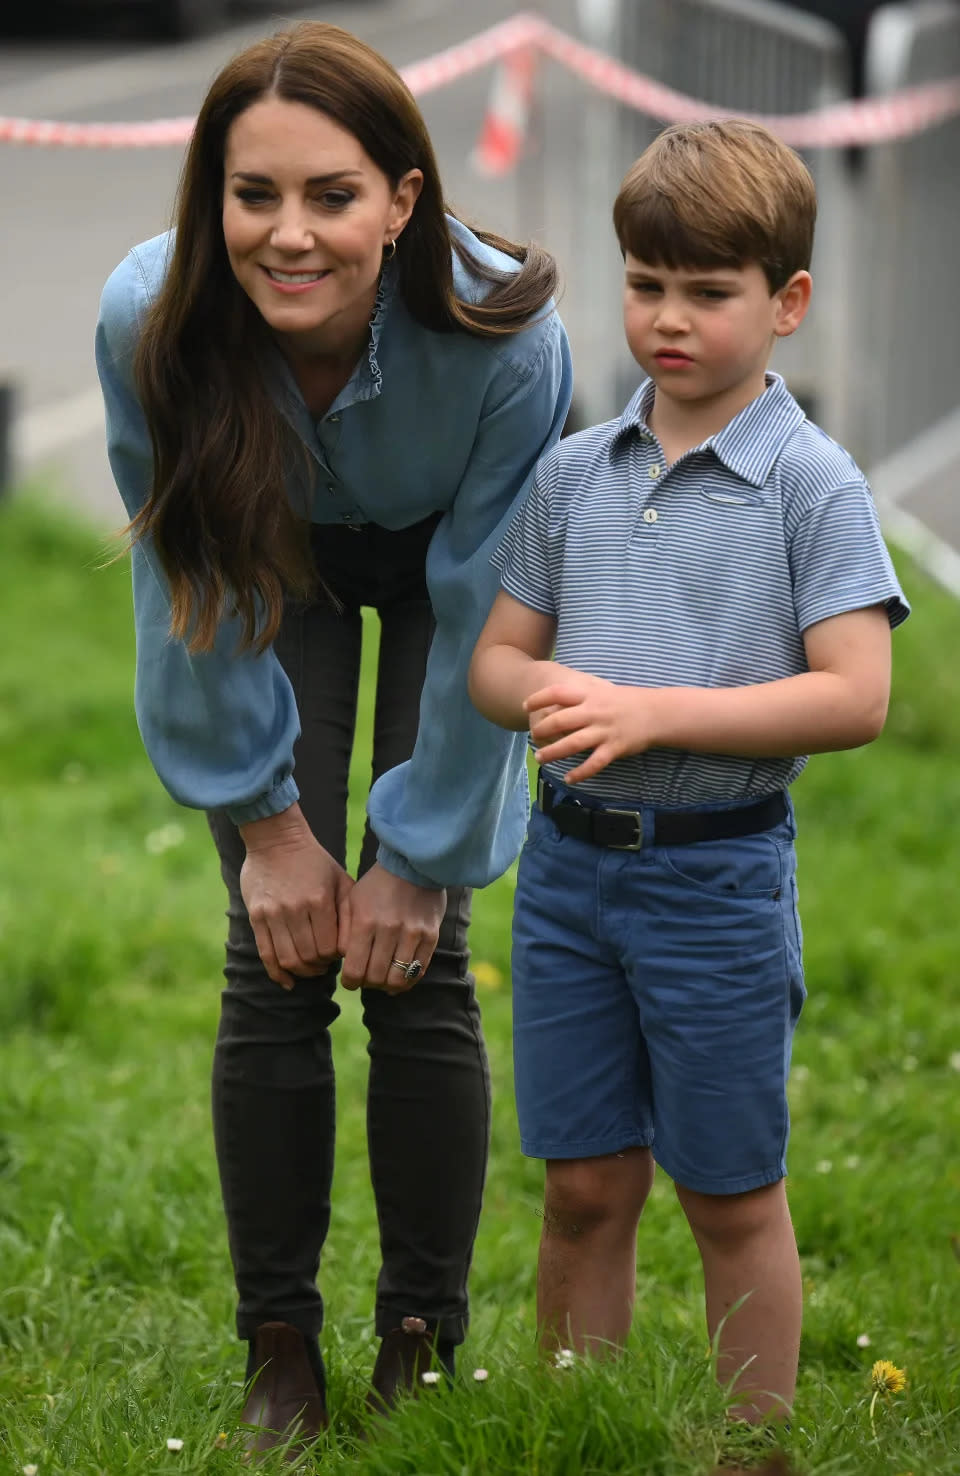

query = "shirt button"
(328, 414), (340, 423)
(649, 463), (661, 479)
(643, 508), (658, 524)
(327, 484), (337, 495)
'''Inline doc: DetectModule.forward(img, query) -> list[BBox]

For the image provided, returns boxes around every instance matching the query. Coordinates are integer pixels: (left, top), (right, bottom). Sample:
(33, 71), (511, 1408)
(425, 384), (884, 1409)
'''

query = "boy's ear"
(773, 270), (813, 339)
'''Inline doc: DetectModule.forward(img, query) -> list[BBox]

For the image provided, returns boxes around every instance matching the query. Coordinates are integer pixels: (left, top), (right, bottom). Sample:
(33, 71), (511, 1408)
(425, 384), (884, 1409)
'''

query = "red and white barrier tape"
(2, 10), (959, 150)
(471, 43), (538, 175)
(533, 18), (960, 147)
(0, 115), (196, 146)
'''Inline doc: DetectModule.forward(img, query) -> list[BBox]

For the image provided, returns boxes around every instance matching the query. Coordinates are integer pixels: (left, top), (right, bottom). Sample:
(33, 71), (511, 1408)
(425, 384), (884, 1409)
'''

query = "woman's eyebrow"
(229, 169), (365, 184)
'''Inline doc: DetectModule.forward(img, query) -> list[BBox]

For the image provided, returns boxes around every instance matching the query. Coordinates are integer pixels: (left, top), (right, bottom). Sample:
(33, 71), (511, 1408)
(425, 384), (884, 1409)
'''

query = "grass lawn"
(0, 488), (958, 1474)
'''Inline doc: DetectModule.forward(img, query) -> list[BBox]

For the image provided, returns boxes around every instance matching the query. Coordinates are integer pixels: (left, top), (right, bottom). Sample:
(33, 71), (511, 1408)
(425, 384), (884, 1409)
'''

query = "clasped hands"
(239, 809), (445, 993)
(525, 670), (660, 785)
(239, 673), (653, 992)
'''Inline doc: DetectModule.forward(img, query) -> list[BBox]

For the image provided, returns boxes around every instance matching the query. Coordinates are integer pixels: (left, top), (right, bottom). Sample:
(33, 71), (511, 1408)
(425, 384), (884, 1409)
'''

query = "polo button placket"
(628, 427), (665, 548)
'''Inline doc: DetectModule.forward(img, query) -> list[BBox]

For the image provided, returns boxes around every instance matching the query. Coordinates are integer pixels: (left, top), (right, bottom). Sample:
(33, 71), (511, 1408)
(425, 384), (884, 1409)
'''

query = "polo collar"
(612, 373), (806, 488)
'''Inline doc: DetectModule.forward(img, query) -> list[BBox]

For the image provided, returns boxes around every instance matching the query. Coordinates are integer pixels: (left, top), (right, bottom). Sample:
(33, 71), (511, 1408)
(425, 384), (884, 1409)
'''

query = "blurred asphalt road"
(3, 0), (957, 584)
(1, 0), (625, 526)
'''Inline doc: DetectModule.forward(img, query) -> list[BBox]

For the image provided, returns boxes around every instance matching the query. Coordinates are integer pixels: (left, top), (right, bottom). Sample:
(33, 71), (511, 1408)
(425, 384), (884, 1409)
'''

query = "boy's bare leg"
(537, 1147), (655, 1355)
(676, 1178), (801, 1422)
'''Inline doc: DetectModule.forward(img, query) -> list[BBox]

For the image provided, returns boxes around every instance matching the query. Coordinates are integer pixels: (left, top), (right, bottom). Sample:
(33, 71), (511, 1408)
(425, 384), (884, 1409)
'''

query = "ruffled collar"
(360, 255), (398, 402)
(270, 256), (399, 415)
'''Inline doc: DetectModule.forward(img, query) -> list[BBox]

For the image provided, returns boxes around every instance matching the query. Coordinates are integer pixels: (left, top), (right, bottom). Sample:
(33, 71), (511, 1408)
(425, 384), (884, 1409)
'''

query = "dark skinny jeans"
(207, 517), (491, 1347)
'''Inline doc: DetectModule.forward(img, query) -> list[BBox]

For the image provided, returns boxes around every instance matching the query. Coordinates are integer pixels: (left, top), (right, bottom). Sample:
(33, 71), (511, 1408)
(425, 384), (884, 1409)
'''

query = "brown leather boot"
(240, 1321), (328, 1459)
(366, 1316), (455, 1414)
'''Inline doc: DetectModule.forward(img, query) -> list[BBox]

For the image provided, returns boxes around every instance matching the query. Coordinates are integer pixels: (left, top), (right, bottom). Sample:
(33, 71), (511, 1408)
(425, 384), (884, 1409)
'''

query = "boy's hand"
(524, 677), (659, 783)
(524, 700), (562, 731)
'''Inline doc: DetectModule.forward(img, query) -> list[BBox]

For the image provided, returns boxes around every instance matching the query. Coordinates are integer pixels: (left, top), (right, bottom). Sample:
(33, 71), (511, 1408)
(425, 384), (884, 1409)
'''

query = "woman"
(94, 18), (571, 1452)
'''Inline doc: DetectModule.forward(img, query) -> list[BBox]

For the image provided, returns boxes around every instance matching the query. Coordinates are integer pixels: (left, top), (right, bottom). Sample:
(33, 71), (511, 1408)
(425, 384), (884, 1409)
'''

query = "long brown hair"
(129, 21), (559, 653)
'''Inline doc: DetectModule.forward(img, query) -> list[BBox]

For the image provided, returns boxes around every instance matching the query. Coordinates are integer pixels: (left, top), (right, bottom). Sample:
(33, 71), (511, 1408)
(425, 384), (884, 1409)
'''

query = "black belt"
(536, 775), (787, 851)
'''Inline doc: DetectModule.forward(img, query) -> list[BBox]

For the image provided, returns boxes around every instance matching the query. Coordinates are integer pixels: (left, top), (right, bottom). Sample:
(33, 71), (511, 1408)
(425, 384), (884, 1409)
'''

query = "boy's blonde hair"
(613, 119), (817, 292)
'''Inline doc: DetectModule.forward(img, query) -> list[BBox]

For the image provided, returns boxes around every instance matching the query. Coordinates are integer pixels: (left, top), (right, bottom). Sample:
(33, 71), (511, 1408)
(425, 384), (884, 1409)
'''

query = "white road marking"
(875, 494), (960, 601)
(869, 410), (960, 598)
(869, 405), (960, 507)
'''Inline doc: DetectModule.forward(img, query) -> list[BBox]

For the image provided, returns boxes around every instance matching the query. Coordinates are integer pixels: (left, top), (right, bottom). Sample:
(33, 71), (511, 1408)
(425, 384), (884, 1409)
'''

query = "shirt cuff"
(376, 841), (445, 890)
(226, 774), (300, 827)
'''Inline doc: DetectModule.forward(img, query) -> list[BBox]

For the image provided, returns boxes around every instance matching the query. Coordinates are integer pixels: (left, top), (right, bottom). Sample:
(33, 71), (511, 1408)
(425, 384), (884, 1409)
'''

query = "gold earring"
(383, 239), (397, 260)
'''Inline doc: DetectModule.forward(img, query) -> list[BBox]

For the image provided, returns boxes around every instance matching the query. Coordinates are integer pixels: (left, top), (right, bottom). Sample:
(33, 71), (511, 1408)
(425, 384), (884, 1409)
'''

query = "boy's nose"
(654, 301), (689, 334)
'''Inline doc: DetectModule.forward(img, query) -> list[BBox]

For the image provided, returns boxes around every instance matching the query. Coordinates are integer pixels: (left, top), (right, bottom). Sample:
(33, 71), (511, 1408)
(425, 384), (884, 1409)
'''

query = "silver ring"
(391, 957), (423, 982)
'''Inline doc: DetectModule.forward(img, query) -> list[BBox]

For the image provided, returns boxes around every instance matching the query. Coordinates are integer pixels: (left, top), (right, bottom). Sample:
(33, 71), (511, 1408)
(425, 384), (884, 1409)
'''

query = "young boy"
(468, 119), (909, 1421)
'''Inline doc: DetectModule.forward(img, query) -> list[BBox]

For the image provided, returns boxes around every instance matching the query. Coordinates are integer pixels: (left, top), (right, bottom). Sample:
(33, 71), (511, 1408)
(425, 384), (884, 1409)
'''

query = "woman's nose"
(269, 210), (315, 252)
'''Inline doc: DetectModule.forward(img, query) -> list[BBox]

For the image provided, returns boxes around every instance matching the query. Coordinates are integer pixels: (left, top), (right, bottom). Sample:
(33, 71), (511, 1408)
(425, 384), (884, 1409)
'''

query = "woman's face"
(222, 96), (422, 357)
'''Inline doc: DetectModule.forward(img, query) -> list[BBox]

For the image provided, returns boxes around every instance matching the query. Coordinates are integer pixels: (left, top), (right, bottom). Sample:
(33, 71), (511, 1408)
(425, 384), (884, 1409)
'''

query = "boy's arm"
(527, 604), (892, 784)
(468, 589), (567, 730)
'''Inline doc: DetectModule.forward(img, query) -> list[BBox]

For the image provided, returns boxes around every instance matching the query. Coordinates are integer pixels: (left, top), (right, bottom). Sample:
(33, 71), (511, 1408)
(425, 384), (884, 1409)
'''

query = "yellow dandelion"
(869, 1359), (908, 1437)
(473, 960), (503, 990)
(871, 1359), (907, 1394)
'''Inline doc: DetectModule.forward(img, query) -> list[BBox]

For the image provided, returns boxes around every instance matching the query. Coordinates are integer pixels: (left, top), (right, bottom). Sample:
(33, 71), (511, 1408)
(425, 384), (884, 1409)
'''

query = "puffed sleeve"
(367, 311), (573, 887)
(95, 250), (302, 823)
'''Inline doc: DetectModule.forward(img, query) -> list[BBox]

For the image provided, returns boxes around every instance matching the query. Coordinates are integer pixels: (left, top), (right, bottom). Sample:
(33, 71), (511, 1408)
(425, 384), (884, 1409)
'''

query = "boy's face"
(622, 254), (810, 414)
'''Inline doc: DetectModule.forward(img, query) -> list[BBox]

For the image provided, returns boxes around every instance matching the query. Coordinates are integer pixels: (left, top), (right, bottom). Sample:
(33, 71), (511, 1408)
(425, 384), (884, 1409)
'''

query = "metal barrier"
(2, 5), (957, 518)
(857, 1), (960, 464)
(612, 0), (853, 434)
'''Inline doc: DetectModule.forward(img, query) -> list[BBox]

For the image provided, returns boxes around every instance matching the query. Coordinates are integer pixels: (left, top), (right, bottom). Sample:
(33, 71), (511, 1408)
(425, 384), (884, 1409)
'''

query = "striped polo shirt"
(494, 373), (910, 807)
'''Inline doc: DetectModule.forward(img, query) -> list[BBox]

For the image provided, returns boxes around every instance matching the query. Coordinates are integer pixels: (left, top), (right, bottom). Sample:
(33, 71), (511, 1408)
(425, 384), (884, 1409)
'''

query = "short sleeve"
(788, 481), (911, 633)
(492, 468), (557, 616)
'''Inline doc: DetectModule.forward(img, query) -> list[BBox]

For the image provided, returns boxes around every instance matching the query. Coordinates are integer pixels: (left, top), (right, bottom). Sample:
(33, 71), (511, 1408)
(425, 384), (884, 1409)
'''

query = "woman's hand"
(338, 862), (447, 994)
(239, 804), (354, 990)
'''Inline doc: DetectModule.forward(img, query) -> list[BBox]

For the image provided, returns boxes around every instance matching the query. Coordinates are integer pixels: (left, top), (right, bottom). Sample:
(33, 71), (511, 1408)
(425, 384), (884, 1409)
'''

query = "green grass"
(1, 488), (959, 1474)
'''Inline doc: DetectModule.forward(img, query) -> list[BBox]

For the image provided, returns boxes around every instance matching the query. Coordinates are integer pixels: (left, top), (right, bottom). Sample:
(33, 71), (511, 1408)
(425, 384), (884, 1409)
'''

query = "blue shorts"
(511, 788), (806, 1196)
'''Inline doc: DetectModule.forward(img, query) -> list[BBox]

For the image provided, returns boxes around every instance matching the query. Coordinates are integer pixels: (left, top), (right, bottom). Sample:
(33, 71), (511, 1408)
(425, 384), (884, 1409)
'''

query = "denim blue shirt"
(95, 217), (573, 887)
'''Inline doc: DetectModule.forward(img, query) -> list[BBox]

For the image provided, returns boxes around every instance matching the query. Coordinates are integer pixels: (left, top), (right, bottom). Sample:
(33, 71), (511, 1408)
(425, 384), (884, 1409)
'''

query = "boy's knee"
(544, 1150), (654, 1238)
(676, 1178), (787, 1250)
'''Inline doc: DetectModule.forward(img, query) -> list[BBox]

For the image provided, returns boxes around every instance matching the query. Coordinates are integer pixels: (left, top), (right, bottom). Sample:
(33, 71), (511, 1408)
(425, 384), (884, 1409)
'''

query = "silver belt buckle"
(606, 808), (644, 850)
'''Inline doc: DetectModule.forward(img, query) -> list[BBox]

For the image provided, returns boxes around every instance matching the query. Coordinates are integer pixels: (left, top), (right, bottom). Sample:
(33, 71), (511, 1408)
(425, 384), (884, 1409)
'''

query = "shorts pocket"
(660, 831), (786, 899)
(521, 804), (563, 857)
